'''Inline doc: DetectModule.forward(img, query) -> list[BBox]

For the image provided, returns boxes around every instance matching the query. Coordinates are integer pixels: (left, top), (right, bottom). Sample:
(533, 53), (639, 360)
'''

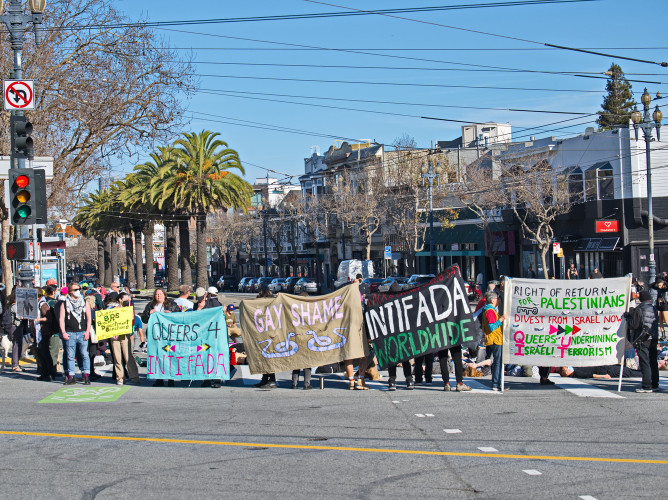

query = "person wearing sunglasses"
(58, 282), (92, 385)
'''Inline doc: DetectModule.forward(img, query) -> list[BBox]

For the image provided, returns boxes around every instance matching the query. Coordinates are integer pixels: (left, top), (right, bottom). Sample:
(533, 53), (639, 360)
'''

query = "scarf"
(65, 294), (85, 324)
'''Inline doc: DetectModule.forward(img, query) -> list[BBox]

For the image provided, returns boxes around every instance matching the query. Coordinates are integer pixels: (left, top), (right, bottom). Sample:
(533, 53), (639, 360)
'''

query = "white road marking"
(523, 469), (542, 475)
(391, 401), (400, 404)
(425, 413), (434, 417)
(444, 429), (462, 434)
(579, 496), (598, 500)
(478, 447), (498, 452)
(415, 413), (425, 418)
(550, 375), (625, 398)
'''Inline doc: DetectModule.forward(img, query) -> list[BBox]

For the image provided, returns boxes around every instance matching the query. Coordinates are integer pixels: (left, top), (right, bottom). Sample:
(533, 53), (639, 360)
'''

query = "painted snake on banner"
(258, 332), (299, 358)
(306, 328), (347, 352)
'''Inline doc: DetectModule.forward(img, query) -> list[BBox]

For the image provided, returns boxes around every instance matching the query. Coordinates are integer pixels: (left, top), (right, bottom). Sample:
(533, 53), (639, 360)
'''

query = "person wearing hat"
(174, 285), (194, 311)
(632, 290), (660, 393)
(45, 278), (57, 287)
(225, 304), (241, 339)
(206, 286), (222, 308)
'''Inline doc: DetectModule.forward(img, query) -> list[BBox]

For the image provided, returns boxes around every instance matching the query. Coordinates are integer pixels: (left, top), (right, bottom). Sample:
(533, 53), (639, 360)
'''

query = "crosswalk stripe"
(548, 375), (625, 399)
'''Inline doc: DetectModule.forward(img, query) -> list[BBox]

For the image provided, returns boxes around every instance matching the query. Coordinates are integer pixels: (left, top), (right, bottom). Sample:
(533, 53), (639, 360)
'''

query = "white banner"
(502, 277), (631, 367)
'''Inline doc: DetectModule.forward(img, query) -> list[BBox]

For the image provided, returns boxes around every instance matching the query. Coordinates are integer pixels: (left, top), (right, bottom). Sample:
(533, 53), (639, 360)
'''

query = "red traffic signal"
(15, 174), (29, 189)
(6, 241), (30, 261)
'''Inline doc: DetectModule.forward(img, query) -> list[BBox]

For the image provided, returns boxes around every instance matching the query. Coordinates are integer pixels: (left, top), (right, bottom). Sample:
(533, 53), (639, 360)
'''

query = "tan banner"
(240, 284), (365, 374)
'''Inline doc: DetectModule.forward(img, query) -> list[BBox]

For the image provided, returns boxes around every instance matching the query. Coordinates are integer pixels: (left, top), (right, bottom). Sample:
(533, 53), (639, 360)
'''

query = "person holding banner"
(482, 291), (506, 391)
(141, 288), (179, 387)
(633, 291), (660, 393)
(107, 292), (140, 386)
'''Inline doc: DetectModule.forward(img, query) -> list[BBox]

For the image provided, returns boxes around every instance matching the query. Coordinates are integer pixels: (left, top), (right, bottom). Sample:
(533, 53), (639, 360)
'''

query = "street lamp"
(631, 88), (663, 288)
(422, 153), (441, 275)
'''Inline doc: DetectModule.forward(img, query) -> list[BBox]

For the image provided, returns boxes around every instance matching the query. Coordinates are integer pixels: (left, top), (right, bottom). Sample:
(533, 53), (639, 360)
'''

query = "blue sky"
(115, 0), (668, 185)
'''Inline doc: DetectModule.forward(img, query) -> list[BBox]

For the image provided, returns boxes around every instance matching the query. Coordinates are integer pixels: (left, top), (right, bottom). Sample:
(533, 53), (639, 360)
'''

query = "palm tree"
(126, 147), (179, 290)
(73, 189), (118, 285)
(154, 131), (253, 288)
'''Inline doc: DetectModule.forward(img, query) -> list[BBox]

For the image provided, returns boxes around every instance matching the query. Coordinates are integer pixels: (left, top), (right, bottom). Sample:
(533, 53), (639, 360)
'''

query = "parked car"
(283, 277), (301, 294)
(268, 277), (289, 293)
(361, 278), (384, 294)
(377, 277), (408, 293)
(216, 275), (239, 292)
(244, 278), (259, 293)
(255, 277), (274, 292)
(237, 277), (253, 293)
(400, 274), (436, 291)
(293, 277), (321, 295)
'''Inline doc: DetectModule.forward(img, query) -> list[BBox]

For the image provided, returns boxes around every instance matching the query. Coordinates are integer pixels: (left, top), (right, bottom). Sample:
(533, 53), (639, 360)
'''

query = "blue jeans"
(63, 331), (90, 376)
(486, 344), (503, 389)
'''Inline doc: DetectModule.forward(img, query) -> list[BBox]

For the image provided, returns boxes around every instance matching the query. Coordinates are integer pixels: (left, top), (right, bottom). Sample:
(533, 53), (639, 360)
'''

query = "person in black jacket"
(650, 278), (668, 339)
(141, 288), (179, 387)
(633, 291), (660, 393)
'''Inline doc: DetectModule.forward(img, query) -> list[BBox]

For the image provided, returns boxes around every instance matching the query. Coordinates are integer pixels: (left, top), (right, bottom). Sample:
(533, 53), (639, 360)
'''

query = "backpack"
(626, 306), (649, 347)
(44, 298), (60, 336)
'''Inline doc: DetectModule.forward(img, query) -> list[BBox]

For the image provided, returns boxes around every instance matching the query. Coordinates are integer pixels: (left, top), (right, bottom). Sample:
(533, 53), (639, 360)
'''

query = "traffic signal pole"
(1, 1), (45, 287)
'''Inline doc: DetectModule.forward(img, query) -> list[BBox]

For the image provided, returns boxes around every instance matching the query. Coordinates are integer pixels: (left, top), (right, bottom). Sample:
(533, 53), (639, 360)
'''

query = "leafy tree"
(597, 63), (635, 130)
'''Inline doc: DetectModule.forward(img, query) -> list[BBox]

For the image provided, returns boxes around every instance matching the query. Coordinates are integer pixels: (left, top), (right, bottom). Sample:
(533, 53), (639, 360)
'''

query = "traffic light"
(10, 114), (34, 159)
(10, 168), (36, 224)
(5, 241), (30, 261)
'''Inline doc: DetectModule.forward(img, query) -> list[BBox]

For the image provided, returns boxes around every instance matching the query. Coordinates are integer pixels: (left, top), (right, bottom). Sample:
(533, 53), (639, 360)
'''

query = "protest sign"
(16, 288), (38, 320)
(146, 307), (230, 381)
(364, 265), (480, 369)
(95, 306), (134, 341)
(240, 284), (365, 374)
(502, 277), (630, 367)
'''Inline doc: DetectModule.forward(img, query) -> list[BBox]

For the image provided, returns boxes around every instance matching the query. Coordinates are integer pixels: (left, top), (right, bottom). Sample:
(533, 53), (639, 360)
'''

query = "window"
(598, 168), (614, 199)
(566, 167), (583, 204)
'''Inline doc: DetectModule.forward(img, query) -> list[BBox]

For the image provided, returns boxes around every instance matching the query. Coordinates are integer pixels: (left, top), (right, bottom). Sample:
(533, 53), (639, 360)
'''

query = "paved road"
(1, 356), (666, 499)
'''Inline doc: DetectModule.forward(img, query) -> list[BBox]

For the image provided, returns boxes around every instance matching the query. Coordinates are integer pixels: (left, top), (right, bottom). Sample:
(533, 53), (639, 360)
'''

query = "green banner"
(146, 307), (230, 380)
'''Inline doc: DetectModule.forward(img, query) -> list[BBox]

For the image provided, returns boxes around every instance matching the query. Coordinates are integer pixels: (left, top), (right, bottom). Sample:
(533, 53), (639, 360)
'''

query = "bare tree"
(332, 168), (386, 260)
(0, 0), (195, 213)
(383, 137), (457, 274)
(452, 152), (504, 279)
(499, 155), (577, 279)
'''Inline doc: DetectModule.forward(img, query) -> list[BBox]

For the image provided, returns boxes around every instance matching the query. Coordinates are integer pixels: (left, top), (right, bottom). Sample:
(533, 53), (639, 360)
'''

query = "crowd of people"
(1, 273), (667, 393)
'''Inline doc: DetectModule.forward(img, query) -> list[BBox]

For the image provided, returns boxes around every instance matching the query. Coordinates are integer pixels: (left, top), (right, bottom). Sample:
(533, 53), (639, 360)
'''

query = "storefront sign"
(595, 220), (619, 233)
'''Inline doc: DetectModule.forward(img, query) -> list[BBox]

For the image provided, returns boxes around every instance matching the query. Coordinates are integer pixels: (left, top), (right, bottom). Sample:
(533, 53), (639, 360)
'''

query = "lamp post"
(422, 153), (440, 275)
(631, 88), (663, 289)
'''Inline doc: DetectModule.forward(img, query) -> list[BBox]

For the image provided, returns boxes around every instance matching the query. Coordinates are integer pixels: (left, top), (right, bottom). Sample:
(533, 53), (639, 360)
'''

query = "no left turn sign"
(4, 80), (34, 110)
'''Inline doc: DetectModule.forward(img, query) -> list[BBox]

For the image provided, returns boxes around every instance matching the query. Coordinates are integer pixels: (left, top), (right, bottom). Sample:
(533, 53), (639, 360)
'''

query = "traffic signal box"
(5, 241), (29, 261)
(10, 114), (33, 160)
(9, 168), (46, 225)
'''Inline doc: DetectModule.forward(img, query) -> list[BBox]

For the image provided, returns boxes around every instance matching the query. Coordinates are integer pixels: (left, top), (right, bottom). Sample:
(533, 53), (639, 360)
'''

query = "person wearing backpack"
(629, 291), (660, 393)
(35, 285), (59, 381)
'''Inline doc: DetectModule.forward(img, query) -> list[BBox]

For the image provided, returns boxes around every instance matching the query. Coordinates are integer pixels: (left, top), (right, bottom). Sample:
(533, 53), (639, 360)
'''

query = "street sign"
(384, 246), (391, 259)
(4, 79), (34, 110)
(552, 242), (561, 254)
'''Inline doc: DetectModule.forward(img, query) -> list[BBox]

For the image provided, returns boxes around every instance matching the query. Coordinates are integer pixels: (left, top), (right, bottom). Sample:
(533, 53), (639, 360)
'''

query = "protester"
(0, 289), (10, 367)
(632, 290), (660, 393)
(588, 267), (603, 279)
(206, 286), (223, 308)
(438, 345), (472, 392)
(526, 265), (536, 279)
(174, 285), (194, 311)
(559, 365), (642, 379)
(225, 304), (241, 340)
(344, 274), (368, 390)
(650, 278), (668, 339)
(482, 290), (506, 391)
(4, 290), (28, 373)
(107, 292), (140, 386)
(141, 288), (179, 387)
(254, 286), (277, 389)
(567, 263), (578, 280)
(35, 286), (58, 381)
(387, 362), (413, 390)
(59, 282), (92, 385)
(413, 352), (434, 386)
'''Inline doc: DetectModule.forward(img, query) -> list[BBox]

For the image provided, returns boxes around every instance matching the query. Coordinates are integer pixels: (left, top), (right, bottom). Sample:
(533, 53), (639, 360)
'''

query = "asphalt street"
(1, 354), (666, 500)
(1, 292), (665, 499)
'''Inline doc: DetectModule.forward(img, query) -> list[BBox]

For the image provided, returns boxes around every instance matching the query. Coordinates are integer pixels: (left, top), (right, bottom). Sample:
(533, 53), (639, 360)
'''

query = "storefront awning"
(574, 237), (619, 251)
(415, 250), (485, 257)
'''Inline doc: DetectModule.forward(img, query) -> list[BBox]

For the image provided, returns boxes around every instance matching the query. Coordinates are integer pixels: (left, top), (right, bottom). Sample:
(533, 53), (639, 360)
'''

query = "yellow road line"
(0, 430), (666, 465)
